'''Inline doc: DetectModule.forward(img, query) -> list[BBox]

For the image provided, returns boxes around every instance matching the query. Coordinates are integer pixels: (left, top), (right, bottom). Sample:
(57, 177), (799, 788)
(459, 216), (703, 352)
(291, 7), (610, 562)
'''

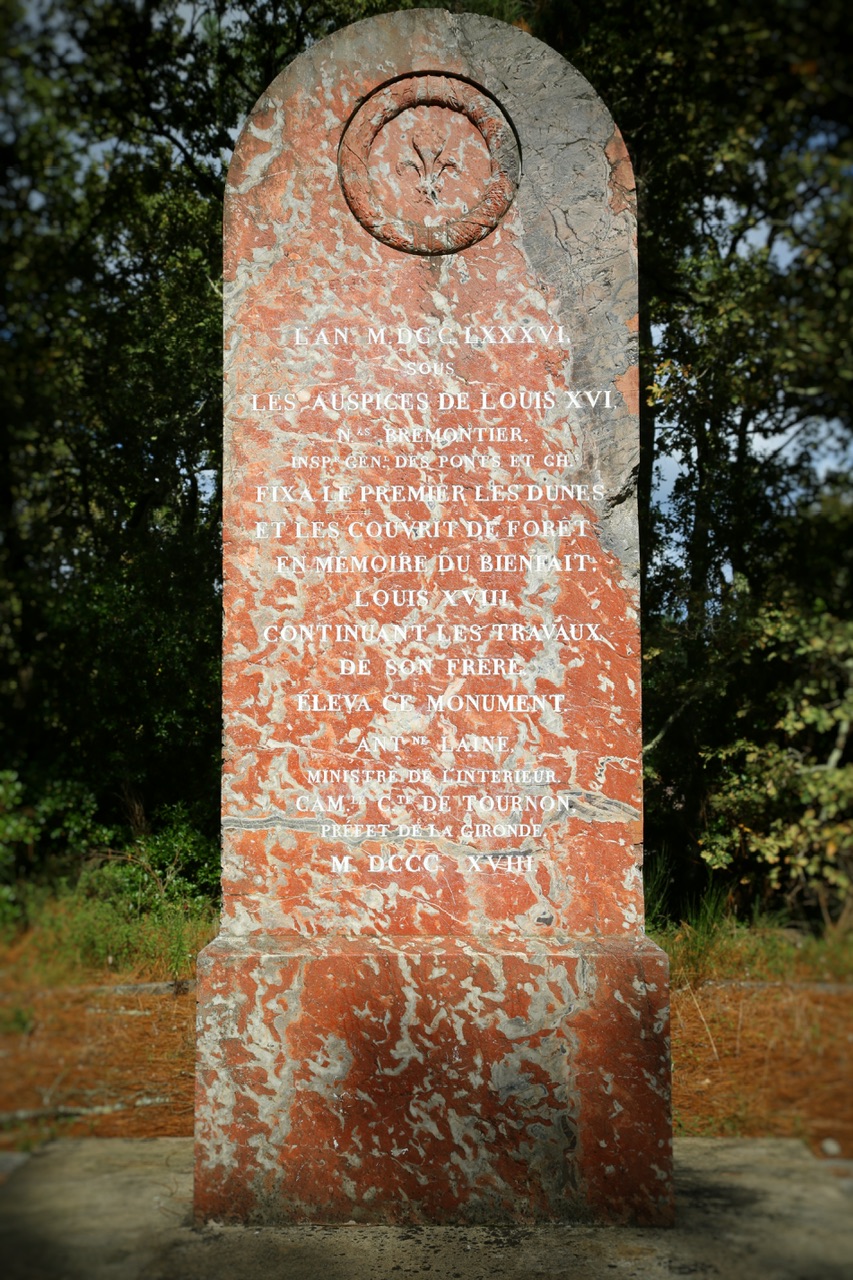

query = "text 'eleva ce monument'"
(195, 9), (673, 1225)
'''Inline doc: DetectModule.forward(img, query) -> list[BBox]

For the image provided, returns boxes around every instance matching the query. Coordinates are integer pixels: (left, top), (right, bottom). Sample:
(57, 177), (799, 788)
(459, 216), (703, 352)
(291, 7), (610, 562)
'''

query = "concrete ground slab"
(1, 1137), (851, 1279)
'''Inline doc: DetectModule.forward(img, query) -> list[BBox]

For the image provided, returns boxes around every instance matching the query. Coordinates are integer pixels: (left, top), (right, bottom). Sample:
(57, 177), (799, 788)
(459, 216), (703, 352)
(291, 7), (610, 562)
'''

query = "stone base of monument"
(194, 934), (673, 1226)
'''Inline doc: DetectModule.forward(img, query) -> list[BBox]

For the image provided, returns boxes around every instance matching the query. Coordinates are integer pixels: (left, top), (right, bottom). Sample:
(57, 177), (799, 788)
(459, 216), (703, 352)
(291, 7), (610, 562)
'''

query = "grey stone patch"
(2, 1137), (853, 1279)
(0, 1150), (30, 1180)
(0, 980), (197, 997)
(825, 1166), (853, 1198)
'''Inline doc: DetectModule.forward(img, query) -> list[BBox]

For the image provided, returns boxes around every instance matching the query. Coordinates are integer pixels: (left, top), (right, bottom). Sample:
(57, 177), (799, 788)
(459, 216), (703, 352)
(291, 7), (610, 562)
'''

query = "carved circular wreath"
(338, 73), (521, 256)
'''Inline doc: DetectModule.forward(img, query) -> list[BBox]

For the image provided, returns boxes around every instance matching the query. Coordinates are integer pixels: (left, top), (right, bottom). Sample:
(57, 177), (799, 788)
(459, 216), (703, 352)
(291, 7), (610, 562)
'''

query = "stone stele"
(195, 9), (673, 1226)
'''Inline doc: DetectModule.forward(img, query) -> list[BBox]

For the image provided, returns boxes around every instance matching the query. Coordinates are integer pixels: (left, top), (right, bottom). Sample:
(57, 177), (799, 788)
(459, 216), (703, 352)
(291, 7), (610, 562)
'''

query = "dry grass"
(0, 981), (196, 1150)
(671, 981), (853, 1156)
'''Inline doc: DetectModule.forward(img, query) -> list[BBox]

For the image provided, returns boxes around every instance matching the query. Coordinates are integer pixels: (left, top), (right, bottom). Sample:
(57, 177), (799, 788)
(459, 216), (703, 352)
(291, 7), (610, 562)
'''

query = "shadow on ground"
(1, 1137), (851, 1279)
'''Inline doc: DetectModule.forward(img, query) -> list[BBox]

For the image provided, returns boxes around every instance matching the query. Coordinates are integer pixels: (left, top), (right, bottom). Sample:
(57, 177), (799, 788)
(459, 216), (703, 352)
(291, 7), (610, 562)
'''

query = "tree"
(2, 0), (226, 845)
(2, 0), (850, 921)
(530, 0), (853, 919)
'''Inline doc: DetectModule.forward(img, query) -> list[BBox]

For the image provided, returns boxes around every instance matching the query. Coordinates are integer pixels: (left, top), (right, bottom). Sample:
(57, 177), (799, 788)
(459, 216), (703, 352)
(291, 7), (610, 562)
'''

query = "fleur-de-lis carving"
(397, 130), (459, 206)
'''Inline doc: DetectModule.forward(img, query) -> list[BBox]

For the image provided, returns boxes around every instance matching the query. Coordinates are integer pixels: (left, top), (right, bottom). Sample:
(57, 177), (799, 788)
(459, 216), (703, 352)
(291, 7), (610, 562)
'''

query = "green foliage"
(0, 770), (117, 928)
(654, 899), (853, 988)
(641, 846), (675, 933)
(642, 488), (853, 923)
(529, 0), (853, 925)
(2, 0), (225, 839)
(0, 772), (113, 864)
(0, 772), (37, 875)
(0, 767), (219, 975)
(24, 893), (217, 981)
(699, 598), (853, 922)
(76, 804), (221, 912)
(0, 1003), (35, 1035)
(8, 802), (220, 978)
(652, 880), (734, 986)
(1, 0), (851, 927)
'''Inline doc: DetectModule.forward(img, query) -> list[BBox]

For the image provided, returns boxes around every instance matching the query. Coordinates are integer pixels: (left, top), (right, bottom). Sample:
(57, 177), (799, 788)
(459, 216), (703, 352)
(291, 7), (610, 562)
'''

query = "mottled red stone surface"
(196, 9), (673, 1225)
(196, 935), (670, 1224)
